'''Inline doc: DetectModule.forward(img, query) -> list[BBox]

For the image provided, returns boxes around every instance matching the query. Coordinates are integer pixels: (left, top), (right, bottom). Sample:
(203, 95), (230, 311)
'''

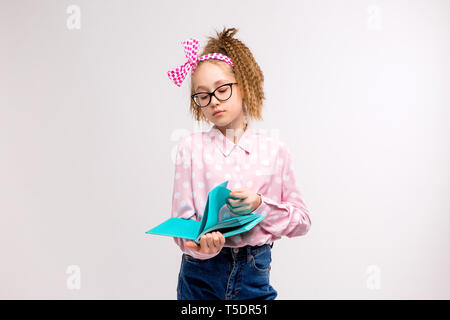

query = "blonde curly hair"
(189, 27), (265, 124)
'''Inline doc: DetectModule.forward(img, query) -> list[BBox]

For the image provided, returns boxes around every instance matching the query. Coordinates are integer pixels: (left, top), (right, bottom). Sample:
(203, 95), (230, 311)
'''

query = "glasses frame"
(191, 82), (238, 108)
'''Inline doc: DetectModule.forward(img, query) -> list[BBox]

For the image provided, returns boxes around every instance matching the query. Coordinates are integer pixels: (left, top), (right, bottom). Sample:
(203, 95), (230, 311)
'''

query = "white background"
(0, 0), (449, 299)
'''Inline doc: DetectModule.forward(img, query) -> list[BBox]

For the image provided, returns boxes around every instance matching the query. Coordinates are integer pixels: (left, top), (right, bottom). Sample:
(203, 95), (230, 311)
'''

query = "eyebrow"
(195, 79), (230, 92)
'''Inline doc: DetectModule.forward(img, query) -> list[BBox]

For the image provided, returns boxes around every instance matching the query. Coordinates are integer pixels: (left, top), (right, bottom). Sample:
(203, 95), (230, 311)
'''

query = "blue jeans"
(177, 243), (277, 300)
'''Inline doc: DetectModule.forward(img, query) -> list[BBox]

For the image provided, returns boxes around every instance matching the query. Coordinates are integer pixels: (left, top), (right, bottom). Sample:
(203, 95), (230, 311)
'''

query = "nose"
(210, 94), (220, 106)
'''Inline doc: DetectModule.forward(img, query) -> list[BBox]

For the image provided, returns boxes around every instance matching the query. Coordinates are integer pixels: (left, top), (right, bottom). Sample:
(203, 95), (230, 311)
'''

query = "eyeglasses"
(191, 82), (238, 108)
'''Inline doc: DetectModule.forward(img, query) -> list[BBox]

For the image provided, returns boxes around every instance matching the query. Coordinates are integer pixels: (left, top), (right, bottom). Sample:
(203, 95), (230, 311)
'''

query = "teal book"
(145, 180), (265, 245)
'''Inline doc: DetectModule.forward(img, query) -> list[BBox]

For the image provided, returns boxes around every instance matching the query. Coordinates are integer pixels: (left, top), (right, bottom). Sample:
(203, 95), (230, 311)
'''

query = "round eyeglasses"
(191, 82), (238, 108)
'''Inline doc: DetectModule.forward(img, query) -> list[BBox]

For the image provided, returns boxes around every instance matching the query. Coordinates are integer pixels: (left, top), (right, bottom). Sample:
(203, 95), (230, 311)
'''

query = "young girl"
(167, 27), (311, 300)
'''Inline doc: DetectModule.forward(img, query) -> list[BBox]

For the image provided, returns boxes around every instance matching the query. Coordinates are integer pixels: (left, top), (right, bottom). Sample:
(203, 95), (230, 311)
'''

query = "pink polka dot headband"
(167, 38), (234, 87)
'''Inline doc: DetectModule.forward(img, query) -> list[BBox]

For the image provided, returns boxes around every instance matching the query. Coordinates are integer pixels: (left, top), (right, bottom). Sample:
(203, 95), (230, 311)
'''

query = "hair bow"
(167, 38), (234, 87)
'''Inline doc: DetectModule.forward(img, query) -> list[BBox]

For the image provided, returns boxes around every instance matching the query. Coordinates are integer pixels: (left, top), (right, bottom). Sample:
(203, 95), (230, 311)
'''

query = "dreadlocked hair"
(189, 27), (265, 123)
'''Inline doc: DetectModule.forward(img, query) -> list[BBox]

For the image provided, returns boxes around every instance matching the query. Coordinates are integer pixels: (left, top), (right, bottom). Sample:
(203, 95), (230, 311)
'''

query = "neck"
(216, 121), (248, 144)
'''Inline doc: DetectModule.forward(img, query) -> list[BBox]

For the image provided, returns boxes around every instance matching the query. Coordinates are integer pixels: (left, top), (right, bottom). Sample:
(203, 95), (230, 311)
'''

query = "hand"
(226, 189), (262, 215)
(185, 231), (225, 255)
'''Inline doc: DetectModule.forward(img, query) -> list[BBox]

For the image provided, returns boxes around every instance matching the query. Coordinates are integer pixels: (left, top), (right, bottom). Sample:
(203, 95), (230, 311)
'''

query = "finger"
(226, 202), (235, 214)
(227, 198), (247, 208)
(217, 232), (225, 246)
(227, 202), (248, 215)
(229, 190), (246, 199)
(226, 199), (235, 208)
(200, 235), (209, 252)
(227, 202), (243, 214)
(229, 197), (246, 204)
(212, 232), (220, 247)
(206, 233), (214, 250)
(229, 192), (247, 198)
(233, 204), (251, 215)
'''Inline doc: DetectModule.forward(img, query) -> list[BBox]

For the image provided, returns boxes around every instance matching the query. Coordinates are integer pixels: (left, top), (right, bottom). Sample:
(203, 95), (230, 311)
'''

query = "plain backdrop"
(0, 0), (449, 299)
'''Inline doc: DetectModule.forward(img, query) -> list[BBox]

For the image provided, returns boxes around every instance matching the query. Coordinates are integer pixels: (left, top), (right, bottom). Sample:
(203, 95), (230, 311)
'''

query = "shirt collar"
(207, 123), (253, 157)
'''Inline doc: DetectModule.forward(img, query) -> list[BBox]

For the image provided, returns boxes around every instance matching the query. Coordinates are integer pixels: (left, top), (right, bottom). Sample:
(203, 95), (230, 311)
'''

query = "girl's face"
(192, 61), (245, 129)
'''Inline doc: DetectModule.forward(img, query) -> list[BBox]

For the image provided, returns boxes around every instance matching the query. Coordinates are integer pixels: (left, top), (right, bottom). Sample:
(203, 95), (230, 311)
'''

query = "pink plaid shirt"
(171, 122), (311, 259)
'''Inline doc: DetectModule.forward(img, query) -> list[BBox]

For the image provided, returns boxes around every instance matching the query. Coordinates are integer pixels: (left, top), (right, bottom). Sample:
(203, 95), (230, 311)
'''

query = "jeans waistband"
(223, 242), (273, 259)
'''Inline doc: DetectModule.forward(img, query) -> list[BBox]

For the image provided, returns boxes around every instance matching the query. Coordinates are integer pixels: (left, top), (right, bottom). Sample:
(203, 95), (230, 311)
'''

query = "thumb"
(185, 240), (199, 251)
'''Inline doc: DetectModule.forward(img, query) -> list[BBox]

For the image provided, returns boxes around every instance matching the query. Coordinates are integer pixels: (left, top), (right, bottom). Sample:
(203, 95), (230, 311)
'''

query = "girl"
(167, 27), (311, 300)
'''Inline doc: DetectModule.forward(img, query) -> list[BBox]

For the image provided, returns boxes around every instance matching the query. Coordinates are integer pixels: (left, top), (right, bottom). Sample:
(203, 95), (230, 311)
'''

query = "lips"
(213, 110), (225, 116)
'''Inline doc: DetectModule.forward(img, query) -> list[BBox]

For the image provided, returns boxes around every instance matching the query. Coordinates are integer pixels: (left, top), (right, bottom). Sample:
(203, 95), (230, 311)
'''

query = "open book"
(145, 180), (265, 245)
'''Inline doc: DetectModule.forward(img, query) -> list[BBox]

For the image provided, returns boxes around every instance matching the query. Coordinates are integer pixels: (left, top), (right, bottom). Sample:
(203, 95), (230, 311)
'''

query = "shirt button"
(233, 248), (239, 253)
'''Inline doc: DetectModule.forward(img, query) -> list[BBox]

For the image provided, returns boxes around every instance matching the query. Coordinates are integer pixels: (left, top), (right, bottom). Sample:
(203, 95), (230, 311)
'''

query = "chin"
(211, 115), (225, 122)
(213, 119), (229, 126)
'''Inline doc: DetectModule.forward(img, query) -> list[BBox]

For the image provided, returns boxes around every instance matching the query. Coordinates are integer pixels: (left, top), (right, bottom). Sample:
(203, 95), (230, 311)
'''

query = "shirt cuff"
(253, 193), (273, 218)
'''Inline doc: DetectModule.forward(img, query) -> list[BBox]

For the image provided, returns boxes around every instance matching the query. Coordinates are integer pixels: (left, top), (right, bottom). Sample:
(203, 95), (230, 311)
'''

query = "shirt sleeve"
(171, 136), (221, 260)
(253, 143), (312, 239)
